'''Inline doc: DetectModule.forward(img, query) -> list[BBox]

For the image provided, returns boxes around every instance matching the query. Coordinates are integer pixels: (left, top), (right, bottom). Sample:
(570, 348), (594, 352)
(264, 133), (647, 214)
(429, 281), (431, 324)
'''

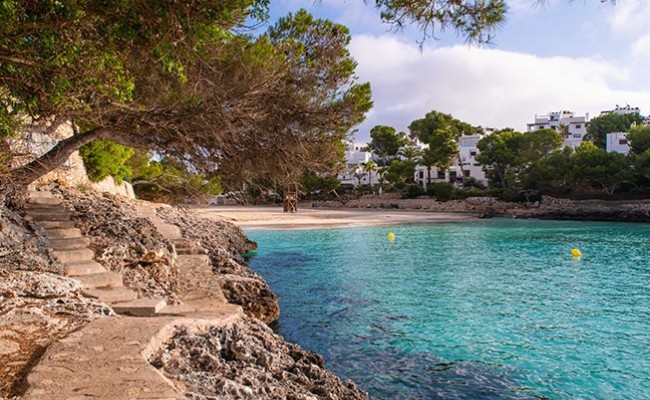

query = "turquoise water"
(246, 220), (650, 399)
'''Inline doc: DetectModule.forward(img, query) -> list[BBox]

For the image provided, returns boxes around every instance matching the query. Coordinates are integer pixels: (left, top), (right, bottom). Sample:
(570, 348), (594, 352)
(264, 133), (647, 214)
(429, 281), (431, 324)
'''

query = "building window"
(470, 150), (477, 156)
(575, 124), (581, 129)
(573, 134), (581, 138)
(464, 170), (470, 177)
(449, 171), (457, 178)
(619, 139), (628, 145)
(419, 171), (424, 179)
(437, 170), (445, 179)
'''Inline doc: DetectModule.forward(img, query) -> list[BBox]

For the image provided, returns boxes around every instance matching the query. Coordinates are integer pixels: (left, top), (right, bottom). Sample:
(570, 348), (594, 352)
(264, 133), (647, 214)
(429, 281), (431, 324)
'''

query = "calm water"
(246, 219), (650, 400)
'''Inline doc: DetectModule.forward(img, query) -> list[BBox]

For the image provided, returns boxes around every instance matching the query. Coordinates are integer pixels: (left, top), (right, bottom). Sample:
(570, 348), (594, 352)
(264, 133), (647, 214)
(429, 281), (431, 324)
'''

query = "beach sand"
(190, 204), (477, 230)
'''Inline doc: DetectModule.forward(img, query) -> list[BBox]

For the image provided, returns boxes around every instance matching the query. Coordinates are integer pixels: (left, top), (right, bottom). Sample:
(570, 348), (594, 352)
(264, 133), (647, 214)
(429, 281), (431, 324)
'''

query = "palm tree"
(353, 166), (367, 187)
(398, 146), (423, 184)
(399, 146), (423, 164)
(377, 165), (388, 194)
(363, 160), (377, 189)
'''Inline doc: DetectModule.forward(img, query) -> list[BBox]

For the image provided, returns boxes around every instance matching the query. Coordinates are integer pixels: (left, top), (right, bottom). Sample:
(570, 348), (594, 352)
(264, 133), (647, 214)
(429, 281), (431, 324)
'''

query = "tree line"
(337, 109), (650, 202)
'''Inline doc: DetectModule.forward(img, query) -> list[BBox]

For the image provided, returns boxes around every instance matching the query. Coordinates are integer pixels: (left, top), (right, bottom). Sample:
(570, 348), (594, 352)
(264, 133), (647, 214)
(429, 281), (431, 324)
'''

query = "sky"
(262, 0), (650, 141)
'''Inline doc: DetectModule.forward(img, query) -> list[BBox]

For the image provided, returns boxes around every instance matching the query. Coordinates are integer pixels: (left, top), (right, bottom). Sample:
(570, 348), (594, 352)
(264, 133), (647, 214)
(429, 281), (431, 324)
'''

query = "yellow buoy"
(388, 232), (395, 241)
(571, 248), (582, 257)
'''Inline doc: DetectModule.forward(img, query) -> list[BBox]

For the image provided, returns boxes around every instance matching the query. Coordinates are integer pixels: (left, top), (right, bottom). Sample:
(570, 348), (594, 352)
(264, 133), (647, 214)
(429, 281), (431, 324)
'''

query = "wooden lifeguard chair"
(283, 184), (298, 213)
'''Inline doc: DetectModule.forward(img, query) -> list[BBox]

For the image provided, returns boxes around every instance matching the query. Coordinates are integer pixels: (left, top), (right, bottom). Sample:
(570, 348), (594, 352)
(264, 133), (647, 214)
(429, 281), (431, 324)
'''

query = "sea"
(247, 219), (650, 400)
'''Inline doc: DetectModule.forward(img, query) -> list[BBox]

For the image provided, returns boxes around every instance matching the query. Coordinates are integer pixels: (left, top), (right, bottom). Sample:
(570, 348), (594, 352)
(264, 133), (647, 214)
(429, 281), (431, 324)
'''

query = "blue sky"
(263, 1), (650, 141)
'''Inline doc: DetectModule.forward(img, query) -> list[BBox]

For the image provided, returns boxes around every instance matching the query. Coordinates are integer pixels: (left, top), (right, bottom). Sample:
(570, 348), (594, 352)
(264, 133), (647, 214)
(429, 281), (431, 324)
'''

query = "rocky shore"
(149, 316), (367, 400)
(0, 187), (368, 399)
(318, 193), (650, 222)
(157, 206), (280, 323)
(0, 203), (111, 397)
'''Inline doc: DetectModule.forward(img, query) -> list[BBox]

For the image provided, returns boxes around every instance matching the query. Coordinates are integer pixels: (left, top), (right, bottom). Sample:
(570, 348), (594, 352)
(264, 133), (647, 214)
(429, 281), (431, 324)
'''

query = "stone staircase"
(25, 190), (166, 317)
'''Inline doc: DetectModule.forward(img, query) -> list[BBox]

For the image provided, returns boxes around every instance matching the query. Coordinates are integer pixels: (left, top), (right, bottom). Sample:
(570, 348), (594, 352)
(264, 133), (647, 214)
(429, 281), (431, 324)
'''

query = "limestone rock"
(55, 186), (179, 303)
(149, 317), (368, 400)
(0, 270), (81, 298)
(157, 207), (279, 323)
(0, 204), (62, 274)
(0, 269), (111, 397)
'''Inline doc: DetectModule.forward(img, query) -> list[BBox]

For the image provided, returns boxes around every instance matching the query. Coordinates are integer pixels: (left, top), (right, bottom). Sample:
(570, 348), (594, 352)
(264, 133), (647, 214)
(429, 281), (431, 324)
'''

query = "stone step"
(66, 260), (106, 276)
(75, 271), (123, 289)
(28, 190), (55, 199)
(27, 197), (61, 205)
(111, 299), (167, 317)
(24, 204), (66, 213)
(83, 286), (138, 304)
(46, 227), (82, 239)
(49, 237), (91, 250)
(38, 220), (76, 229)
(26, 211), (71, 221)
(54, 248), (94, 264)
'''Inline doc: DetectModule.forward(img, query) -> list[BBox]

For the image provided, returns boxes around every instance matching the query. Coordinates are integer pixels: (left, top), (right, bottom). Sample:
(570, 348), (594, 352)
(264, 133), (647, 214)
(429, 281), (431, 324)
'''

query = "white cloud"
(608, 0), (650, 33)
(630, 33), (650, 59)
(349, 34), (650, 140)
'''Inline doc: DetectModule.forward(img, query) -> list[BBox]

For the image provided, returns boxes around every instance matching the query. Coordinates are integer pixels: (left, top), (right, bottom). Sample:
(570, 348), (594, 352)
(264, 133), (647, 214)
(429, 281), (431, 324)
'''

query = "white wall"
(606, 132), (630, 155)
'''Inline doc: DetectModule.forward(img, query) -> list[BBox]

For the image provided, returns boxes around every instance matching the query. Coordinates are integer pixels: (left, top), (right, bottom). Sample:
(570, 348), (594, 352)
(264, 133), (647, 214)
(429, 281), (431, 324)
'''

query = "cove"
(246, 219), (650, 399)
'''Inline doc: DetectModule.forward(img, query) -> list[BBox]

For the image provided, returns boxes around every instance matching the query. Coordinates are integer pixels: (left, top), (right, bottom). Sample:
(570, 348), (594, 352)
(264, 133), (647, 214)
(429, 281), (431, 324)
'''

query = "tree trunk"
(6, 127), (109, 190)
(457, 150), (466, 181)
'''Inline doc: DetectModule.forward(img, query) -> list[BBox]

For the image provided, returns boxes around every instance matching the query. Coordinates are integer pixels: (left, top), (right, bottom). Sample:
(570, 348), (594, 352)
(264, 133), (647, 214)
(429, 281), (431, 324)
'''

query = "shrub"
(428, 182), (455, 202)
(462, 177), (487, 190)
(457, 188), (486, 199)
(491, 188), (542, 203)
(79, 140), (134, 183)
(404, 184), (425, 199)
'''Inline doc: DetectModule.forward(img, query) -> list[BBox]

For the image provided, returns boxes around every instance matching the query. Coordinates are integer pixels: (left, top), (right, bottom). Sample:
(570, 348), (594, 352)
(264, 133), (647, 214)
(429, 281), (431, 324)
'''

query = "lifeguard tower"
(283, 184), (298, 213)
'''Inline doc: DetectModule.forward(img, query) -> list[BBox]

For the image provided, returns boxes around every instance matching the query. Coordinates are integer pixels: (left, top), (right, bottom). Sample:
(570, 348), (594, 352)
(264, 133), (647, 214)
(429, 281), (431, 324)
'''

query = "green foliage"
(300, 171), (341, 195)
(1, 3), (372, 194)
(79, 140), (134, 183)
(383, 159), (417, 187)
(487, 188), (542, 203)
(127, 151), (222, 203)
(627, 125), (650, 155)
(476, 129), (521, 188)
(409, 110), (480, 182)
(633, 149), (650, 181)
(518, 128), (564, 162)
(427, 182), (455, 202)
(571, 142), (633, 195)
(462, 177), (487, 190)
(375, 0), (507, 44)
(584, 112), (645, 148)
(367, 125), (408, 162)
(525, 147), (573, 190)
(476, 128), (563, 189)
(404, 184), (425, 199)
(408, 110), (478, 144)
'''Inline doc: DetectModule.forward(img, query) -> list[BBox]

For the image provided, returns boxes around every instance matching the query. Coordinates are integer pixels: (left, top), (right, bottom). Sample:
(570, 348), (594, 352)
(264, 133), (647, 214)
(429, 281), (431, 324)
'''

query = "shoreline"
(189, 194), (650, 229)
(190, 205), (478, 230)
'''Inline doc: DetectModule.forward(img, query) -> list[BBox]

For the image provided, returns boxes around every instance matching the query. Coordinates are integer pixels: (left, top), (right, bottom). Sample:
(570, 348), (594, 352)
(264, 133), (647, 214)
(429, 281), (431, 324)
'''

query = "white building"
(601, 104), (642, 116)
(414, 165), (461, 187)
(413, 131), (490, 187)
(458, 133), (487, 183)
(527, 110), (589, 149)
(343, 141), (373, 167)
(338, 140), (378, 187)
(606, 132), (630, 155)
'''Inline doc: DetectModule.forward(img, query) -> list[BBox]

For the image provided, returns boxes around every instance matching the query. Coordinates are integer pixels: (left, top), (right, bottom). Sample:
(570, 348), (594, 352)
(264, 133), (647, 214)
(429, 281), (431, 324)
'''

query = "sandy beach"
(190, 204), (477, 230)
